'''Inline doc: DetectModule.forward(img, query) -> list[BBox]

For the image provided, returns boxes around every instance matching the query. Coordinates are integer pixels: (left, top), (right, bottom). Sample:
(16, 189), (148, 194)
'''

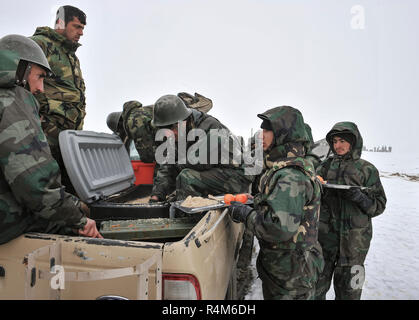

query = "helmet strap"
(15, 61), (32, 87)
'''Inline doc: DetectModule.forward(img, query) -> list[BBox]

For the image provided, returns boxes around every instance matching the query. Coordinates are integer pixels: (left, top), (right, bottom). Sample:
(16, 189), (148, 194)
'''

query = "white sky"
(1, 0), (418, 153)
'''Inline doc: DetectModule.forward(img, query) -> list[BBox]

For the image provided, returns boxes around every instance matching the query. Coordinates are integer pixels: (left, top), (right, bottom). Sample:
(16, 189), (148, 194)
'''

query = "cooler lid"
(59, 130), (135, 203)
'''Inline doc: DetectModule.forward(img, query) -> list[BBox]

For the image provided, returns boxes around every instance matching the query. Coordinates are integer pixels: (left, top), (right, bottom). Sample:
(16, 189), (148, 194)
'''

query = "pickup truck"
(0, 131), (248, 300)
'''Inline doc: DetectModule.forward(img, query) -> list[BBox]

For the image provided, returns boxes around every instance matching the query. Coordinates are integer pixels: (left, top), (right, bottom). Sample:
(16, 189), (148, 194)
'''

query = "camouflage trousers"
(256, 245), (324, 300)
(175, 167), (252, 201)
(315, 226), (367, 300)
(315, 263), (364, 300)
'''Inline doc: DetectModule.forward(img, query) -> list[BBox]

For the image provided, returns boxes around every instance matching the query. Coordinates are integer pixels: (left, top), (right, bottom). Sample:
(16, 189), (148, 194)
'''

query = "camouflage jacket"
(247, 106), (322, 251)
(316, 122), (386, 265)
(30, 27), (86, 130)
(152, 109), (248, 199)
(121, 101), (156, 163)
(0, 50), (86, 244)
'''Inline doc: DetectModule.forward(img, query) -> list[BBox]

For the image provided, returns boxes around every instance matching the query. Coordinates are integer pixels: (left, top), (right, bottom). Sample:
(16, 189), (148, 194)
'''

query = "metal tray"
(172, 196), (253, 214)
(323, 183), (368, 191)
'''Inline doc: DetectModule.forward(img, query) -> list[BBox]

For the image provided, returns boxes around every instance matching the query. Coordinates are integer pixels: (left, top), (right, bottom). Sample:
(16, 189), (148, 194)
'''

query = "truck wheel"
(225, 263), (238, 300)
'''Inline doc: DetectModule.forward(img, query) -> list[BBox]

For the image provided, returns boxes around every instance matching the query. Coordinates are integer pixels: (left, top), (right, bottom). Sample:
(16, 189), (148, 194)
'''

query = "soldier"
(106, 92), (213, 163)
(227, 106), (324, 300)
(107, 101), (156, 163)
(149, 95), (252, 202)
(0, 34), (101, 244)
(315, 122), (386, 300)
(30, 5), (87, 195)
(305, 123), (321, 169)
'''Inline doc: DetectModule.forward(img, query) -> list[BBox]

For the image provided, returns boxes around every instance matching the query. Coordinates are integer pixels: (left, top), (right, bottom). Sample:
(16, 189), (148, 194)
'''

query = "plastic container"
(132, 161), (155, 185)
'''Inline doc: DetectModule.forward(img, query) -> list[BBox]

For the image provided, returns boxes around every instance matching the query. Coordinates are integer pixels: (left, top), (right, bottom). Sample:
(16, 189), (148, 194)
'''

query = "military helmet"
(0, 34), (52, 75)
(106, 112), (123, 133)
(152, 95), (192, 127)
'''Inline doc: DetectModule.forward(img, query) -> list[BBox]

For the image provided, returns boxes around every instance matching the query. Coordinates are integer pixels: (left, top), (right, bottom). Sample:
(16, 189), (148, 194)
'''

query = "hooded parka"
(315, 122), (386, 300)
(246, 106), (324, 300)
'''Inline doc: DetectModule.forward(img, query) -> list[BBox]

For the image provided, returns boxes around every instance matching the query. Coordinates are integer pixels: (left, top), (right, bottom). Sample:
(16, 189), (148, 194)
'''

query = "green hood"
(257, 106), (310, 160)
(0, 50), (19, 88)
(33, 26), (81, 53)
(326, 121), (363, 160)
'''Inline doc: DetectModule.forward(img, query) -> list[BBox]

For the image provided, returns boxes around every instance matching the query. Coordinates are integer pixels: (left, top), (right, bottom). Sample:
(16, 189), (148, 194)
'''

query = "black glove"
(342, 188), (373, 212)
(228, 201), (254, 224)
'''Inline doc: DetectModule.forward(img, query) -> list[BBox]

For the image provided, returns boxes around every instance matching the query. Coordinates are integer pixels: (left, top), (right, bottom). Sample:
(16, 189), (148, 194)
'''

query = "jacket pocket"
(350, 212), (370, 228)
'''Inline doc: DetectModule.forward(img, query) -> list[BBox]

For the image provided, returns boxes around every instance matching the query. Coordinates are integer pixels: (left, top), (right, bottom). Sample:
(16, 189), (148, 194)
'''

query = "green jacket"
(30, 27), (86, 130)
(0, 49), (86, 244)
(316, 122), (387, 265)
(247, 106), (323, 251)
(121, 101), (156, 163)
(152, 109), (249, 199)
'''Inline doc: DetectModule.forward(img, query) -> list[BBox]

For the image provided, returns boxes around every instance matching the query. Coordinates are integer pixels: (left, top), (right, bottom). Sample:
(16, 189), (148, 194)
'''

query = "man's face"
(61, 17), (85, 43)
(262, 129), (274, 151)
(162, 121), (186, 142)
(333, 136), (351, 156)
(27, 64), (46, 95)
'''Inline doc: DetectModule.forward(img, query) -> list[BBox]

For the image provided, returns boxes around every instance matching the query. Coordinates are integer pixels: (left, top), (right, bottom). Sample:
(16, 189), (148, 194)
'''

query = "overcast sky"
(1, 0), (418, 153)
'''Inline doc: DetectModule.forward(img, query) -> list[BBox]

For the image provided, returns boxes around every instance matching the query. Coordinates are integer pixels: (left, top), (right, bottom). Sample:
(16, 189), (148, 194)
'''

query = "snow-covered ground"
(245, 151), (419, 300)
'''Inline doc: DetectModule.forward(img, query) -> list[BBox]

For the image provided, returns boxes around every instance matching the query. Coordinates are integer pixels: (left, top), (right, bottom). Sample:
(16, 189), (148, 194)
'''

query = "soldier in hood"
(314, 122), (386, 300)
(228, 106), (324, 300)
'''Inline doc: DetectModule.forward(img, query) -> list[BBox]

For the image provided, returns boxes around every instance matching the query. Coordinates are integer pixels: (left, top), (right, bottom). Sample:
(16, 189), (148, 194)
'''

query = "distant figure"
(0, 34), (101, 244)
(315, 122), (386, 300)
(30, 5), (87, 195)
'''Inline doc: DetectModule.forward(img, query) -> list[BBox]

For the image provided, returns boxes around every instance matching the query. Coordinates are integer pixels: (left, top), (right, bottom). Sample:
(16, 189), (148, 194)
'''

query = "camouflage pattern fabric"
(30, 27), (86, 194)
(177, 92), (213, 114)
(121, 101), (157, 163)
(152, 109), (252, 200)
(245, 106), (324, 300)
(304, 123), (321, 169)
(0, 51), (87, 244)
(314, 122), (387, 300)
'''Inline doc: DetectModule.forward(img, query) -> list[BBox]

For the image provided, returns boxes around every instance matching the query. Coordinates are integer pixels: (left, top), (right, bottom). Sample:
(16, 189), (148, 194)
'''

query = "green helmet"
(106, 111), (122, 133)
(152, 95), (192, 127)
(0, 34), (52, 76)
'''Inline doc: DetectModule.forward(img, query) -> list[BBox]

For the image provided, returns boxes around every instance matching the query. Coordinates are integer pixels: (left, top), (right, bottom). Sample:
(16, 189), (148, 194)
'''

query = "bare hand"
(78, 218), (103, 238)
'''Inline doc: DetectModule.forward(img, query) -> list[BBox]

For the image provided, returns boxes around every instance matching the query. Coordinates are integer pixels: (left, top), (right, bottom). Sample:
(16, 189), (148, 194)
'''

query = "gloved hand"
(228, 201), (254, 224)
(342, 188), (373, 212)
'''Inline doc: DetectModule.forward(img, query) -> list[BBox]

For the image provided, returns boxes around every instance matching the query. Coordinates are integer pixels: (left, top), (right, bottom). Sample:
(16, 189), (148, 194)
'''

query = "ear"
(55, 18), (65, 30)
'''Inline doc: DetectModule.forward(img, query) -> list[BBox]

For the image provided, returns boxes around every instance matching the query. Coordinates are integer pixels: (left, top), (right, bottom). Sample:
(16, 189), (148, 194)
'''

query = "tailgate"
(0, 233), (163, 300)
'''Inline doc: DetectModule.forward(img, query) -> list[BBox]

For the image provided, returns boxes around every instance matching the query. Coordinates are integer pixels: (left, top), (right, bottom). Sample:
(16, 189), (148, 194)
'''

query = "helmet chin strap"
(15, 62), (32, 89)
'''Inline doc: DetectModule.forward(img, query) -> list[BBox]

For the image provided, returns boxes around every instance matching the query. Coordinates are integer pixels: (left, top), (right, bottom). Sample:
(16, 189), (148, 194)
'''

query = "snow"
(244, 151), (419, 300)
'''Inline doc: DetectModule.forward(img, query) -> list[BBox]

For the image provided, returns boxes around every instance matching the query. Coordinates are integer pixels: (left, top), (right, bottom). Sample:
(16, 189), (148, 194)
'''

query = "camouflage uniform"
(0, 49), (87, 244)
(305, 123), (321, 169)
(246, 106), (324, 300)
(121, 101), (157, 163)
(314, 122), (387, 300)
(152, 109), (253, 201)
(30, 27), (86, 195)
